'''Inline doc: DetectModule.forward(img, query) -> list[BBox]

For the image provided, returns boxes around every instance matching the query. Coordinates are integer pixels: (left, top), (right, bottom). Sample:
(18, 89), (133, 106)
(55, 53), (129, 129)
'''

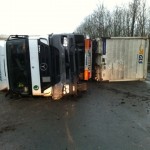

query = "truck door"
(6, 36), (32, 95)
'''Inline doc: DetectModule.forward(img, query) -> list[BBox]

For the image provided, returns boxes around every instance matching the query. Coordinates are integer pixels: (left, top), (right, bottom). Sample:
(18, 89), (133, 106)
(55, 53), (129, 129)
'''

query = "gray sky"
(0, 0), (149, 35)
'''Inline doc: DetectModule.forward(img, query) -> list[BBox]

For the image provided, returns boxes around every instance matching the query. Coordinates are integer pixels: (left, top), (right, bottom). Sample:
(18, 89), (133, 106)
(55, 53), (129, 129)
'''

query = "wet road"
(0, 80), (150, 150)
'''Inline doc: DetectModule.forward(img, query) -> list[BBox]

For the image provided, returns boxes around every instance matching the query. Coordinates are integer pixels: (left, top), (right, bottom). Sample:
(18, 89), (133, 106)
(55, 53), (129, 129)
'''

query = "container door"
(100, 38), (148, 81)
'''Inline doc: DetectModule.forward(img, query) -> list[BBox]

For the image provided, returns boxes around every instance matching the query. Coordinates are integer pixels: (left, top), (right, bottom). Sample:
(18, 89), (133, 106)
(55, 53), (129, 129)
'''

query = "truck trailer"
(92, 37), (149, 82)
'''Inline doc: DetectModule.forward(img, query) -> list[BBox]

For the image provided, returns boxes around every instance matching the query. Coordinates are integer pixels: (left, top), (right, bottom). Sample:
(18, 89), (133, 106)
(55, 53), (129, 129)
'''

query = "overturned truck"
(0, 34), (88, 100)
(1, 35), (148, 100)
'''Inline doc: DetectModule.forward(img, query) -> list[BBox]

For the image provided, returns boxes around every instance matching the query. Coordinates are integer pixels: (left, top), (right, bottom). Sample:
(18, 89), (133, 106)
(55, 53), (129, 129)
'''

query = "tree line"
(75, 0), (150, 38)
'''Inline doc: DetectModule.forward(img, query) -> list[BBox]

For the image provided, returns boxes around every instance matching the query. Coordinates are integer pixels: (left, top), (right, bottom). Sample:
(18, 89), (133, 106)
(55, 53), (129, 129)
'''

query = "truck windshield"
(6, 39), (31, 94)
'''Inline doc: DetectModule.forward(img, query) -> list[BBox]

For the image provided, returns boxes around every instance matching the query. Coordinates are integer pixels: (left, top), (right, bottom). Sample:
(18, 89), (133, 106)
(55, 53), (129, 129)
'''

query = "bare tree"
(137, 0), (146, 36)
(146, 7), (150, 35)
(129, 0), (141, 36)
(75, 0), (149, 38)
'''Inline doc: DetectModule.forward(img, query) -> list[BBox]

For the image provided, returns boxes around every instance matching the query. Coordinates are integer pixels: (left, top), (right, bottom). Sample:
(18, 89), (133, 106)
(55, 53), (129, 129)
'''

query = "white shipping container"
(94, 37), (149, 81)
(0, 40), (8, 90)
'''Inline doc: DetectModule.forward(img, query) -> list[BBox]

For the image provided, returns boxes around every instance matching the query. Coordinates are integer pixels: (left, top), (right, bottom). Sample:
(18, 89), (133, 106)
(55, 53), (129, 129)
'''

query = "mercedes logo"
(40, 63), (48, 71)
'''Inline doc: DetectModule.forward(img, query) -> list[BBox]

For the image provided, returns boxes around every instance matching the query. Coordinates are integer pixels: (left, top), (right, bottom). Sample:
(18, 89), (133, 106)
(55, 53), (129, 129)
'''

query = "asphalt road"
(0, 80), (150, 150)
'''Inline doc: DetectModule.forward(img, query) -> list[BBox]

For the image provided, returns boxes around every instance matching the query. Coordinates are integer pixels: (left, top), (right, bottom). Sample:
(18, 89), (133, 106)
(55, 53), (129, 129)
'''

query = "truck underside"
(4, 34), (88, 100)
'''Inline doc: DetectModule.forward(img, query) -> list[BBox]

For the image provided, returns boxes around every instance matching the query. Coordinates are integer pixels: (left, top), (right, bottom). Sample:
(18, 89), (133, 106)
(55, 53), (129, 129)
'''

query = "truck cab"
(5, 34), (87, 100)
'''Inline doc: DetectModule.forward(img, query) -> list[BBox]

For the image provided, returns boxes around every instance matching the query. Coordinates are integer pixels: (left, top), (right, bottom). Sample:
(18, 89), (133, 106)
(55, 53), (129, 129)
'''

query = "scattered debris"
(0, 125), (16, 134)
(121, 101), (125, 104)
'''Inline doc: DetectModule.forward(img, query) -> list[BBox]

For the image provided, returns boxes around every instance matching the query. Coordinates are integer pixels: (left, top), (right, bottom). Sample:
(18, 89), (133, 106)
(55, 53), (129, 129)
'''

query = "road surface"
(0, 79), (150, 150)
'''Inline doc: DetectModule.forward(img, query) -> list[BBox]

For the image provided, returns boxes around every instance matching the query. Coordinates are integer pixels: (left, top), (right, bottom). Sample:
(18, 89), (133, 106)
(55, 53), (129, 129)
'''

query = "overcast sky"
(0, 0), (149, 35)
